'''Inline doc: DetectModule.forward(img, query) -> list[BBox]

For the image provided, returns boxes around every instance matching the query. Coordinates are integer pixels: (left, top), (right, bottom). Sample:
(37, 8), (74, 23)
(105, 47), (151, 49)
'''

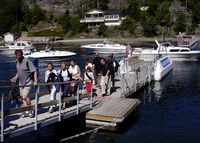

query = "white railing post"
(90, 83), (93, 109)
(76, 84), (79, 115)
(34, 85), (39, 130)
(58, 86), (62, 122)
(1, 92), (4, 142)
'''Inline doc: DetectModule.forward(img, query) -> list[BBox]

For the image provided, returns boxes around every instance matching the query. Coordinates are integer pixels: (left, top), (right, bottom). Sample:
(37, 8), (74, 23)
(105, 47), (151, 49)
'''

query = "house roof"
(86, 9), (104, 15)
(3, 32), (14, 36)
(104, 9), (122, 15)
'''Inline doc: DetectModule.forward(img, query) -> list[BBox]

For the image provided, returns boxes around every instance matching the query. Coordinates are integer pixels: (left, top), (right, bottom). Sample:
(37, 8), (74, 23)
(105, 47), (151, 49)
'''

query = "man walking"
(93, 51), (103, 86)
(10, 50), (37, 118)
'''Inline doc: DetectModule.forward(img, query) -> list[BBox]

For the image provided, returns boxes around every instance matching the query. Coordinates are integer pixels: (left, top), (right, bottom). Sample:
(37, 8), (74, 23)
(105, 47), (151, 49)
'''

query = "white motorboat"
(131, 40), (200, 61)
(153, 56), (173, 81)
(0, 41), (35, 55)
(24, 50), (76, 59)
(81, 41), (128, 54)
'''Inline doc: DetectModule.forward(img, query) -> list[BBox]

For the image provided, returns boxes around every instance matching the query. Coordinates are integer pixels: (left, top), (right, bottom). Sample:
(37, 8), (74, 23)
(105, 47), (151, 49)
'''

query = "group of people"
(10, 49), (119, 118)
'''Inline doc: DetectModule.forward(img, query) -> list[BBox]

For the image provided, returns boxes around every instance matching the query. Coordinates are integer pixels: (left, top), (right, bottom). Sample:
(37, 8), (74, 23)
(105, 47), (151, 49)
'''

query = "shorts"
(19, 81), (33, 98)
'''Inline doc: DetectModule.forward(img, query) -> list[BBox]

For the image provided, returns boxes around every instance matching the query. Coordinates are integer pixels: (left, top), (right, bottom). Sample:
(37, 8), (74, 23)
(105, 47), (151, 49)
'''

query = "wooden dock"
(86, 98), (140, 127)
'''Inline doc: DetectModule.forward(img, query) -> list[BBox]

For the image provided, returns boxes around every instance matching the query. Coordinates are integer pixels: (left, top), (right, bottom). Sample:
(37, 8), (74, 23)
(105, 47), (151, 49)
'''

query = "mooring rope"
(60, 126), (104, 142)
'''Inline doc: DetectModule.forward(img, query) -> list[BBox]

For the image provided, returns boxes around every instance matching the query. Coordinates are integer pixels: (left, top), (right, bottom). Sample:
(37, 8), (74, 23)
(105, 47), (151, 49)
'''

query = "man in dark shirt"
(93, 51), (103, 86)
(107, 54), (115, 93)
(99, 58), (110, 96)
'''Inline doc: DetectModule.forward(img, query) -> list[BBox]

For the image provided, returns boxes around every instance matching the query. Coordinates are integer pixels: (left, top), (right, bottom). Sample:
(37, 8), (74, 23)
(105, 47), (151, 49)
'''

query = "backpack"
(113, 60), (120, 72)
(47, 72), (61, 92)
(27, 57), (39, 77)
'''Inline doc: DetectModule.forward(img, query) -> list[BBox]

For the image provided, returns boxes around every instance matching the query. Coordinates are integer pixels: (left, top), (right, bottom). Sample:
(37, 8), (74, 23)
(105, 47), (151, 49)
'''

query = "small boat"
(153, 56), (173, 81)
(81, 41), (128, 54)
(131, 40), (200, 61)
(24, 49), (76, 59)
(0, 41), (35, 55)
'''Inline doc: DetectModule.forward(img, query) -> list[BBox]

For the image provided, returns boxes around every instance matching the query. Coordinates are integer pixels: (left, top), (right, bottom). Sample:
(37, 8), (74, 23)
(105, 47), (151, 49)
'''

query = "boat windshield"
(162, 42), (173, 47)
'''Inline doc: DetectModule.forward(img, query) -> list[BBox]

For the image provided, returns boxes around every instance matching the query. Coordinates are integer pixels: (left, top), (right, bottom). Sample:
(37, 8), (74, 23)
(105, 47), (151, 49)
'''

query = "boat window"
(22, 43), (26, 46)
(17, 43), (21, 46)
(169, 49), (180, 52)
(180, 49), (190, 52)
(28, 42), (31, 45)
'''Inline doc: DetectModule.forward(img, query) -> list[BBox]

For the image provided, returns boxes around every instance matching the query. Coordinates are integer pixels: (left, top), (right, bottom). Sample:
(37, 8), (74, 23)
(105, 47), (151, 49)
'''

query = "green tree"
(155, 1), (171, 24)
(70, 16), (81, 35)
(174, 13), (186, 33)
(11, 21), (26, 32)
(0, 0), (25, 34)
(127, 0), (140, 21)
(143, 17), (157, 37)
(98, 24), (109, 37)
(27, 5), (46, 25)
(57, 10), (71, 32)
(120, 16), (137, 35)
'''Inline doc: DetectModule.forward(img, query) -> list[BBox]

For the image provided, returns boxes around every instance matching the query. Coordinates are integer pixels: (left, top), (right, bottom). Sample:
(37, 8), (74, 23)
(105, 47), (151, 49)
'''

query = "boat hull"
(133, 52), (200, 61)
(24, 51), (76, 59)
(0, 49), (32, 55)
(154, 56), (173, 81)
(81, 45), (127, 54)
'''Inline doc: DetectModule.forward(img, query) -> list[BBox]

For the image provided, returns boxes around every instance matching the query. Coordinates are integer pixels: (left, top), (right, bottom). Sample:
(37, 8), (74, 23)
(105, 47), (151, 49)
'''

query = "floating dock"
(86, 98), (140, 127)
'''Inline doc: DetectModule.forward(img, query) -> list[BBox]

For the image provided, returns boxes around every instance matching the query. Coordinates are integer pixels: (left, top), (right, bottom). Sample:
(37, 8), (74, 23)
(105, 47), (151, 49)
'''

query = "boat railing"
(0, 80), (94, 142)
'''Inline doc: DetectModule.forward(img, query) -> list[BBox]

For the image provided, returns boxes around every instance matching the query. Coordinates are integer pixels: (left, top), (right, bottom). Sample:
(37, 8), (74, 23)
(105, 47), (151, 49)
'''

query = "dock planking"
(86, 98), (140, 127)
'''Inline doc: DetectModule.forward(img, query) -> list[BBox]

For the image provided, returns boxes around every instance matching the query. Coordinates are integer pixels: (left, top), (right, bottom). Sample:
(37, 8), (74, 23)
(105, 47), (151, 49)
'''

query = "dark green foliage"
(119, 16), (136, 35)
(98, 24), (109, 37)
(27, 5), (46, 25)
(173, 13), (186, 33)
(127, 0), (140, 22)
(11, 22), (26, 32)
(70, 16), (82, 35)
(143, 17), (157, 37)
(0, 0), (25, 34)
(57, 10), (71, 33)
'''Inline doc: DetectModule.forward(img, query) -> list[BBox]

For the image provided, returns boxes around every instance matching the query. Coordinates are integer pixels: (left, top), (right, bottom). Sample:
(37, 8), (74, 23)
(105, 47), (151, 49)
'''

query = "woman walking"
(45, 62), (59, 113)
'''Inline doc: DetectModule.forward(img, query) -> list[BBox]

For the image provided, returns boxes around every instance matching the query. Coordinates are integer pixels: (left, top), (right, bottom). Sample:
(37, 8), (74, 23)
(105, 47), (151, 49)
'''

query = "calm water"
(1, 45), (200, 143)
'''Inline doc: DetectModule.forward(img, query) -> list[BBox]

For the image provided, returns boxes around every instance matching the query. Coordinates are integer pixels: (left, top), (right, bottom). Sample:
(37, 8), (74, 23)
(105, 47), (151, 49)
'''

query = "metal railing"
(0, 80), (94, 142)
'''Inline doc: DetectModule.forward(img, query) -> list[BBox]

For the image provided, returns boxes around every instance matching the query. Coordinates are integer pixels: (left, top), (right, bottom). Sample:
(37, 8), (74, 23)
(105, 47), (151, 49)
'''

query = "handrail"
(0, 80), (82, 90)
(0, 80), (94, 142)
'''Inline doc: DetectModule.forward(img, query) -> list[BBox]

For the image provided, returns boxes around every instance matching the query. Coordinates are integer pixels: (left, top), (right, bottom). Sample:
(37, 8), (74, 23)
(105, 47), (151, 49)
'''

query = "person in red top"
(84, 59), (94, 92)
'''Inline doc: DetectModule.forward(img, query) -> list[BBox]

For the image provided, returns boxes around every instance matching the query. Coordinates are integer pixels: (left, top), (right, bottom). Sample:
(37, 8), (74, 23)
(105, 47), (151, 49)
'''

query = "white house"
(80, 9), (105, 27)
(80, 9), (124, 27)
(3, 32), (14, 42)
(104, 10), (123, 26)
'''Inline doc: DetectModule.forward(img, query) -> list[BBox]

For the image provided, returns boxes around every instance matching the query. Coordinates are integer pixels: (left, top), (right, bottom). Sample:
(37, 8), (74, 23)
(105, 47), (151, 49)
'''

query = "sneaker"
(21, 112), (28, 118)
(49, 106), (54, 113)
(28, 111), (34, 118)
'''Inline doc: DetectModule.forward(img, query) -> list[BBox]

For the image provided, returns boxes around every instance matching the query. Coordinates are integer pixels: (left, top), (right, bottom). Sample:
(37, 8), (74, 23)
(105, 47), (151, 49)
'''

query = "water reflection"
(142, 71), (173, 105)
